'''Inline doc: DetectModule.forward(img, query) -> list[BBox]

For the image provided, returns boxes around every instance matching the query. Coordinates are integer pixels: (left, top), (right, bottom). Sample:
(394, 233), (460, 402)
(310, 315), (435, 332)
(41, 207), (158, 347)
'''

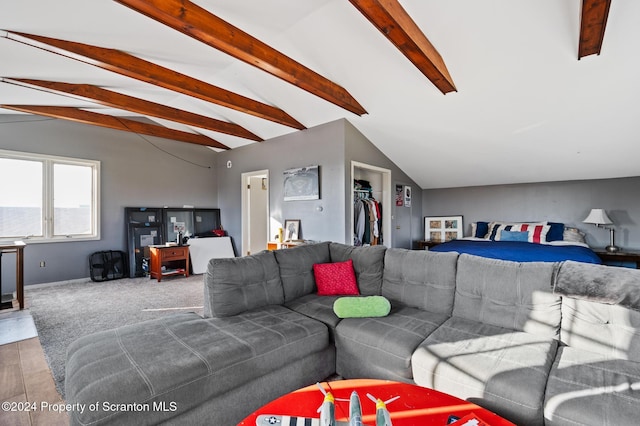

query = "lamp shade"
(583, 208), (613, 225)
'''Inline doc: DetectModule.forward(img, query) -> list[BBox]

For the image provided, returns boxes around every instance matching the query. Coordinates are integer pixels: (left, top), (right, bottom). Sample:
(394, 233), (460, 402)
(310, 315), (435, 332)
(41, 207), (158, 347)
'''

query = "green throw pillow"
(333, 296), (391, 318)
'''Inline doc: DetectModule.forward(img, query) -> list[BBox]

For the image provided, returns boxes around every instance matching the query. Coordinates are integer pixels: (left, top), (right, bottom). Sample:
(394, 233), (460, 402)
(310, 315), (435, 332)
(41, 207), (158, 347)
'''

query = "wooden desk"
(148, 245), (189, 282)
(593, 248), (640, 269)
(239, 379), (514, 425)
(0, 241), (26, 310)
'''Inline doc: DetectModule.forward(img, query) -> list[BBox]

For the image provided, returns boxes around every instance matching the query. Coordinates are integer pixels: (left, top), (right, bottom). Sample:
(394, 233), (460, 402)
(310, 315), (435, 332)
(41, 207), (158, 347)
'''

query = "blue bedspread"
(430, 240), (601, 264)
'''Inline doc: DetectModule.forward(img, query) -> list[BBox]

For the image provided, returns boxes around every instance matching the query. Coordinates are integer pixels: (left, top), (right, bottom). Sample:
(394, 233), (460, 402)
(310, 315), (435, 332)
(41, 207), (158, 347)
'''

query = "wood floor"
(0, 306), (68, 426)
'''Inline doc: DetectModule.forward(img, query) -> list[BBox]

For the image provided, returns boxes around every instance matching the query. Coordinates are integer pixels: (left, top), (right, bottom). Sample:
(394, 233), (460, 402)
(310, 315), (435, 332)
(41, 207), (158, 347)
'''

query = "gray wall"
(422, 177), (640, 250)
(344, 121), (422, 249)
(216, 119), (425, 251)
(216, 120), (347, 247)
(0, 116), (218, 287)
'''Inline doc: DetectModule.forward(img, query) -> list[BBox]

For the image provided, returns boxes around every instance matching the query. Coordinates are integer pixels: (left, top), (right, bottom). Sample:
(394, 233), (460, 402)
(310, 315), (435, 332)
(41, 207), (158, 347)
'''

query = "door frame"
(350, 161), (392, 246)
(241, 169), (270, 256)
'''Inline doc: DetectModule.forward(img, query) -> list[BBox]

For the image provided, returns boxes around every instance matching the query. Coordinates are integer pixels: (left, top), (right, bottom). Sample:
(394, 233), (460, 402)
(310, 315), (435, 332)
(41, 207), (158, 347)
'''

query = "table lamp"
(583, 208), (619, 252)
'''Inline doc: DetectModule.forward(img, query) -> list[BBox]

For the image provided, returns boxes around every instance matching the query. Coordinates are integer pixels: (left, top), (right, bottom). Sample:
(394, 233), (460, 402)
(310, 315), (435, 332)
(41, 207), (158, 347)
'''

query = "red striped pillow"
(518, 224), (550, 244)
(487, 222), (550, 244)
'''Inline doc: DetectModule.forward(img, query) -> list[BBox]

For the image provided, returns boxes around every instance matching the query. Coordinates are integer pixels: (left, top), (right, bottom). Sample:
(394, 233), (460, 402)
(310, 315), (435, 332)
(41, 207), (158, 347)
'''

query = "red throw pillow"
(313, 259), (360, 296)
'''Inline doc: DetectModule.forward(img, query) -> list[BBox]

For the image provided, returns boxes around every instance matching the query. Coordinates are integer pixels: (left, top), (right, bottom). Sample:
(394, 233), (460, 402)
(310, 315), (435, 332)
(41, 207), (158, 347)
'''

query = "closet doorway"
(351, 161), (391, 247)
(241, 170), (269, 256)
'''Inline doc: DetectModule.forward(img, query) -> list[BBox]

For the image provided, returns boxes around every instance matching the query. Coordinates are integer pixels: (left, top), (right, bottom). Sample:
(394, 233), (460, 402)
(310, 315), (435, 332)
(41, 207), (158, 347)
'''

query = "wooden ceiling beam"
(2, 78), (263, 141)
(579, 0), (612, 59)
(1, 31), (304, 129)
(348, 0), (456, 94)
(114, 0), (367, 115)
(0, 104), (229, 150)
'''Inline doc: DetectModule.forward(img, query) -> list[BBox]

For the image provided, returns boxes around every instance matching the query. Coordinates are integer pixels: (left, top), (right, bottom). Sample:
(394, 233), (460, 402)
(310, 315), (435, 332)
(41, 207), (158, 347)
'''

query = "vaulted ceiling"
(1, 0), (638, 189)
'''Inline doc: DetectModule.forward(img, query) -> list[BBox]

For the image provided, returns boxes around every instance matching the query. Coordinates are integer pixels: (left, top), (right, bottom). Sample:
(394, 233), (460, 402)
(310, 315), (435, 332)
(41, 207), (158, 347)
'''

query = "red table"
(239, 379), (514, 425)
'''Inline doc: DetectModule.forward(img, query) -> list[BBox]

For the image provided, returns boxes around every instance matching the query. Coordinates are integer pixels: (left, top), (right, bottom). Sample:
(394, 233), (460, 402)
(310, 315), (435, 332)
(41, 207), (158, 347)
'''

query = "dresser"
(148, 245), (190, 282)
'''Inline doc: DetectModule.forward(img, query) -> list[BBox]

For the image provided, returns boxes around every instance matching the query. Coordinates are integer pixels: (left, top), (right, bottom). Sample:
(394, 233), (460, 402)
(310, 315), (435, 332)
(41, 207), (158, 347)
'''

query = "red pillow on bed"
(313, 259), (359, 296)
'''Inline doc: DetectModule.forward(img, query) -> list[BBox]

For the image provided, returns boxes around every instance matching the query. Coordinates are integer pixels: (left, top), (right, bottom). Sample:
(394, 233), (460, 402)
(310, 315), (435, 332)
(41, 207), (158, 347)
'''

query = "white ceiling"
(1, 0), (639, 189)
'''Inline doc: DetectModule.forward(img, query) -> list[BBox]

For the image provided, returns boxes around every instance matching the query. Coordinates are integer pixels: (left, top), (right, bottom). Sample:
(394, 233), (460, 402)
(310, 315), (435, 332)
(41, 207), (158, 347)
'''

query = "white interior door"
(241, 170), (269, 256)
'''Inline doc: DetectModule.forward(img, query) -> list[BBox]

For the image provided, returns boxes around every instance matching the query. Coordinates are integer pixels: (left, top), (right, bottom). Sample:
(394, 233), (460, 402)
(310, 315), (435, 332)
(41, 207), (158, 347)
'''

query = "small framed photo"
(424, 216), (463, 242)
(283, 219), (301, 241)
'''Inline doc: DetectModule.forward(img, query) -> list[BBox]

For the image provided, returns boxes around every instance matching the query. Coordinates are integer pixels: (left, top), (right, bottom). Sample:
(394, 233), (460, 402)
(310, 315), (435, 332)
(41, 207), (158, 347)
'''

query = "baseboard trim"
(25, 278), (92, 290)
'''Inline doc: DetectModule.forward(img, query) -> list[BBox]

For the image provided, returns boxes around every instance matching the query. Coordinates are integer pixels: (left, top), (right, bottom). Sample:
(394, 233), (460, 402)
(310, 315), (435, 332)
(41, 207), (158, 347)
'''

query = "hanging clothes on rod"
(354, 180), (383, 246)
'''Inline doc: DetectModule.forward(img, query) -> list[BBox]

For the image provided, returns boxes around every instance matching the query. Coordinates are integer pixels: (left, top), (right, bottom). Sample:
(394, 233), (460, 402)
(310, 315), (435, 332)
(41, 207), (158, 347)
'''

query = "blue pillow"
(475, 221), (490, 238)
(547, 222), (565, 242)
(500, 230), (529, 242)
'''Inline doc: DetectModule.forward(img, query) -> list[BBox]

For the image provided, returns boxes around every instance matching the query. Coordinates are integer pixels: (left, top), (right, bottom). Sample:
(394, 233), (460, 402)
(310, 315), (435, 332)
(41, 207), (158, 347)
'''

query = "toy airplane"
(256, 384), (399, 426)
(366, 393), (400, 426)
(317, 382), (337, 426)
(348, 390), (363, 426)
(256, 383), (342, 426)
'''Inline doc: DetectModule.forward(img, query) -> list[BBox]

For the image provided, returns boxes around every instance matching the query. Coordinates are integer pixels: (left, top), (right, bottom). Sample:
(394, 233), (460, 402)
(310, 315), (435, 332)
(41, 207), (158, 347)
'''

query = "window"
(0, 149), (100, 242)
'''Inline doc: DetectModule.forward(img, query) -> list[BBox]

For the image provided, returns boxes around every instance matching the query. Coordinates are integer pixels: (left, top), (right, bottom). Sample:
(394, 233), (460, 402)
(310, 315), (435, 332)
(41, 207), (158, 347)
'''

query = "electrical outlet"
(39, 261), (46, 267)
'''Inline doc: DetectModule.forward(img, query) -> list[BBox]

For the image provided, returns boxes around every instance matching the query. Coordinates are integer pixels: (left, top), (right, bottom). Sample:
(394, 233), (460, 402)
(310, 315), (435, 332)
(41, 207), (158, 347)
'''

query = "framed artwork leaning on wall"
(284, 219), (301, 241)
(424, 216), (463, 242)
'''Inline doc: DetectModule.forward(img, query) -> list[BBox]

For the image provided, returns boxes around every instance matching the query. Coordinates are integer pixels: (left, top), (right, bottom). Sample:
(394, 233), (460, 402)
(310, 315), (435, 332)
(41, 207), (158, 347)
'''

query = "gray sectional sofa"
(65, 241), (640, 425)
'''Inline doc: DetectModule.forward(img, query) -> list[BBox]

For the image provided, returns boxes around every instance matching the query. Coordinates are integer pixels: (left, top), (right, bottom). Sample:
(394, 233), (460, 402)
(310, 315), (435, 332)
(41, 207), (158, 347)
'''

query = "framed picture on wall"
(283, 165), (320, 201)
(424, 216), (463, 242)
(283, 219), (301, 241)
(404, 185), (412, 207)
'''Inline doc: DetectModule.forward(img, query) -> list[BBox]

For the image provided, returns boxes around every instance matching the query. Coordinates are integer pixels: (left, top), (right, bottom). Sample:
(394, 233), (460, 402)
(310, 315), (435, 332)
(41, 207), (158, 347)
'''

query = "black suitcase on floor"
(89, 250), (127, 282)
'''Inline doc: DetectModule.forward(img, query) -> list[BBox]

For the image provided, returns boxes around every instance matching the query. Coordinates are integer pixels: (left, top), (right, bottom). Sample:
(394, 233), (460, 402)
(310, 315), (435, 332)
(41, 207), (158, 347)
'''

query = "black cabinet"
(125, 207), (221, 278)
(125, 207), (165, 278)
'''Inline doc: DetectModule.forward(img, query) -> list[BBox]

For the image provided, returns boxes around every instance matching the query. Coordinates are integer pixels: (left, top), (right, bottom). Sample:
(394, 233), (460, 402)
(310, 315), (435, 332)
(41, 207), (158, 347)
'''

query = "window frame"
(0, 149), (101, 243)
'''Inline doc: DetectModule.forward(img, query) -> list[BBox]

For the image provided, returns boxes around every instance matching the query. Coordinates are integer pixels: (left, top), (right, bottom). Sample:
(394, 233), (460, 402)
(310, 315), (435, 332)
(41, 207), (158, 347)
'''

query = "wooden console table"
(0, 241), (26, 310)
(148, 245), (189, 282)
(267, 241), (305, 250)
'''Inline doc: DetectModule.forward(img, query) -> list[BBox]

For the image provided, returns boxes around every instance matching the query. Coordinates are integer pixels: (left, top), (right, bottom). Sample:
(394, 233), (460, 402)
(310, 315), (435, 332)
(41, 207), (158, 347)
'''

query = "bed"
(430, 239), (601, 263)
(428, 221), (602, 264)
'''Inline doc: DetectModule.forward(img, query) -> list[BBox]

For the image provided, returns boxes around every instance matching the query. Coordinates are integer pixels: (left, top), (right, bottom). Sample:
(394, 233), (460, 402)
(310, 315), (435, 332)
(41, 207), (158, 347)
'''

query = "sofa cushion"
(381, 248), (458, 315)
(453, 254), (561, 339)
(313, 259), (359, 295)
(559, 297), (640, 362)
(329, 242), (386, 295)
(274, 242), (331, 302)
(335, 306), (449, 381)
(65, 307), (329, 426)
(285, 294), (342, 340)
(412, 316), (558, 426)
(544, 346), (640, 425)
(204, 250), (283, 318)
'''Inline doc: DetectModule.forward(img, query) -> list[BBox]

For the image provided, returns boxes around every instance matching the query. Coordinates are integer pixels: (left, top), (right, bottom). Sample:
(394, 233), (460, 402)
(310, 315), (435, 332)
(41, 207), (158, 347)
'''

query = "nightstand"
(414, 240), (443, 250)
(149, 245), (190, 281)
(593, 249), (640, 269)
